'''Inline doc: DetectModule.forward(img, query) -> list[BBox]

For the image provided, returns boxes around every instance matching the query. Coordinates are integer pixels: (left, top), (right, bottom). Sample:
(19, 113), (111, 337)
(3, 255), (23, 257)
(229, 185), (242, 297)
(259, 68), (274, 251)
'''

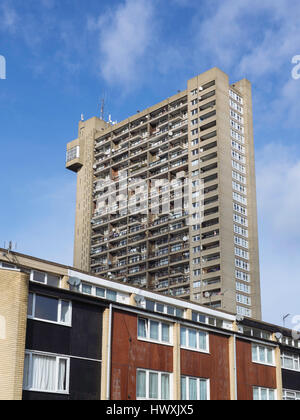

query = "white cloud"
(88, 0), (155, 86)
(256, 143), (300, 324)
(0, 1), (18, 33)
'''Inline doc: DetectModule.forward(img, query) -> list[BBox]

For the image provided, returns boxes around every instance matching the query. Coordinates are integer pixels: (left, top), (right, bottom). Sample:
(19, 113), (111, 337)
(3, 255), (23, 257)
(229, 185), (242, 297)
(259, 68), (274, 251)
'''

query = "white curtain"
(198, 332), (207, 350)
(58, 359), (67, 391)
(137, 371), (146, 398)
(161, 374), (169, 400)
(189, 378), (197, 400)
(161, 324), (169, 343)
(23, 354), (30, 389)
(138, 319), (147, 338)
(60, 301), (70, 324)
(149, 373), (158, 399)
(199, 379), (207, 400)
(181, 377), (187, 400)
(150, 321), (159, 340)
(32, 355), (56, 391)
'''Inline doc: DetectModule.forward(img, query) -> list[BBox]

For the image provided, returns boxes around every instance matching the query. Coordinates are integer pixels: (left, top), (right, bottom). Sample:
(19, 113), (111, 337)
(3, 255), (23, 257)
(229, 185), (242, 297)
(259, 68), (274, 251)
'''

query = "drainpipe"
(106, 303), (113, 400)
(233, 333), (238, 400)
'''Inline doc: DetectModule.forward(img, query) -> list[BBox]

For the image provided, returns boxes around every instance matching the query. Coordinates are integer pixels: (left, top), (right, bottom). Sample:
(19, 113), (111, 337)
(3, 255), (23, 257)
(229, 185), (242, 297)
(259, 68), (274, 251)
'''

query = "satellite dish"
(68, 277), (81, 288)
(134, 295), (145, 306)
(275, 332), (283, 340)
(183, 236), (188, 242)
(204, 292), (211, 298)
(236, 315), (244, 322)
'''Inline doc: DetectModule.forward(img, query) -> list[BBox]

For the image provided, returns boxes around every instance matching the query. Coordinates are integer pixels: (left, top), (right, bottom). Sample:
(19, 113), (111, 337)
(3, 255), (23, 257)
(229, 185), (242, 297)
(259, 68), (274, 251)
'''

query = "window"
(138, 318), (172, 344)
(252, 344), (274, 365)
(145, 300), (184, 318)
(181, 377), (209, 400)
(137, 369), (171, 400)
(0, 262), (18, 270)
(31, 270), (61, 288)
(23, 351), (69, 394)
(28, 293), (72, 326)
(66, 145), (79, 163)
(80, 283), (117, 302)
(253, 387), (276, 401)
(237, 305), (252, 317)
(236, 293), (251, 306)
(236, 282), (251, 294)
(281, 353), (300, 371)
(180, 327), (208, 352)
(283, 389), (300, 400)
(235, 258), (250, 271)
(235, 270), (250, 282)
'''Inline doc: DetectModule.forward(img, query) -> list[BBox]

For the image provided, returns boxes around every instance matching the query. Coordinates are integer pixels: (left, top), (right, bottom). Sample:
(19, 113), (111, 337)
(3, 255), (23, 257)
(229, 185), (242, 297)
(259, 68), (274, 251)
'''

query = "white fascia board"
(68, 269), (236, 322)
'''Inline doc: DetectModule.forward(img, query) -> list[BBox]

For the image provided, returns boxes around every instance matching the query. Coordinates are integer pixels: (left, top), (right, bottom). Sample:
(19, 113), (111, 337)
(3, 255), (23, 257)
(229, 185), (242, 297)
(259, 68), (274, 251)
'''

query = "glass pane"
(269, 390), (275, 401)
(47, 274), (60, 288)
(60, 301), (71, 324)
(259, 347), (266, 363)
(188, 329), (197, 348)
(181, 377), (187, 400)
(138, 319), (147, 338)
(156, 304), (164, 313)
(252, 345), (258, 362)
(150, 321), (159, 340)
(261, 388), (268, 400)
(137, 371), (146, 398)
(199, 379), (208, 400)
(28, 293), (33, 316)
(32, 270), (46, 283)
(32, 355), (56, 392)
(106, 290), (117, 301)
(267, 349), (273, 364)
(35, 295), (58, 322)
(82, 284), (92, 294)
(96, 288), (105, 297)
(167, 306), (175, 316)
(161, 374), (170, 400)
(146, 300), (155, 312)
(58, 359), (67, 391)
(149, 373), (158, 399)
(192, 312), (198, 322)
(161, 324), (170, 343)
(189, 378), (197, 400)
(23, 354), (30, 389)
(198, 332), (207, 350)
(176, 308), (184, 318)
(180, 328), (187, 347)
(253, 387), (259, 400)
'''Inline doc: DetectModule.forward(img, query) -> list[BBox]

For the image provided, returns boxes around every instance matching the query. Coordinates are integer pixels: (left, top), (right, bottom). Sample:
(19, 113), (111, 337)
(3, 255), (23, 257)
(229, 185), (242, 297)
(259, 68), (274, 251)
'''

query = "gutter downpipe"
(106, 303), (113, 400)
(233, 333), (238, 400)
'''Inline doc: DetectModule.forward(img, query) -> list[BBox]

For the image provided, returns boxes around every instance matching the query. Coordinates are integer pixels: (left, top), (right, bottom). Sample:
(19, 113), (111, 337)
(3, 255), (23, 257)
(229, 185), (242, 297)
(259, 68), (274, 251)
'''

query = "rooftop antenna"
(283, 314), (290, 328)
(100, 98), (105, 120)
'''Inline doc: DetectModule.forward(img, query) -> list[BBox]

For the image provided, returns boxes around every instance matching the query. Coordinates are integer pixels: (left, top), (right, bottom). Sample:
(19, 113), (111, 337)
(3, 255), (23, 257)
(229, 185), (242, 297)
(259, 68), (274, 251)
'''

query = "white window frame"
(281, 353), (300, 372)
(253, 386), (276, 401)
(137, 317), (173, 346)
(252, 344), (275, 366)
(180, 326), (209, 353)
(283, 389), (300, 400)
(30, 270), (61, 288)
(23, 350), (70, 395)
(28, 293), (72, 327)
(181, 376), (210, 400)
(80, 282), (117, 302)
(136, 369), (172, 400)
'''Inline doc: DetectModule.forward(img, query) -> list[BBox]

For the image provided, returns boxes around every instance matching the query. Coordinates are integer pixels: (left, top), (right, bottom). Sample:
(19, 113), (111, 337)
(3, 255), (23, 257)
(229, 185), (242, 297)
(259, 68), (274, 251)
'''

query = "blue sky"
(1, 0), (300, 328)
